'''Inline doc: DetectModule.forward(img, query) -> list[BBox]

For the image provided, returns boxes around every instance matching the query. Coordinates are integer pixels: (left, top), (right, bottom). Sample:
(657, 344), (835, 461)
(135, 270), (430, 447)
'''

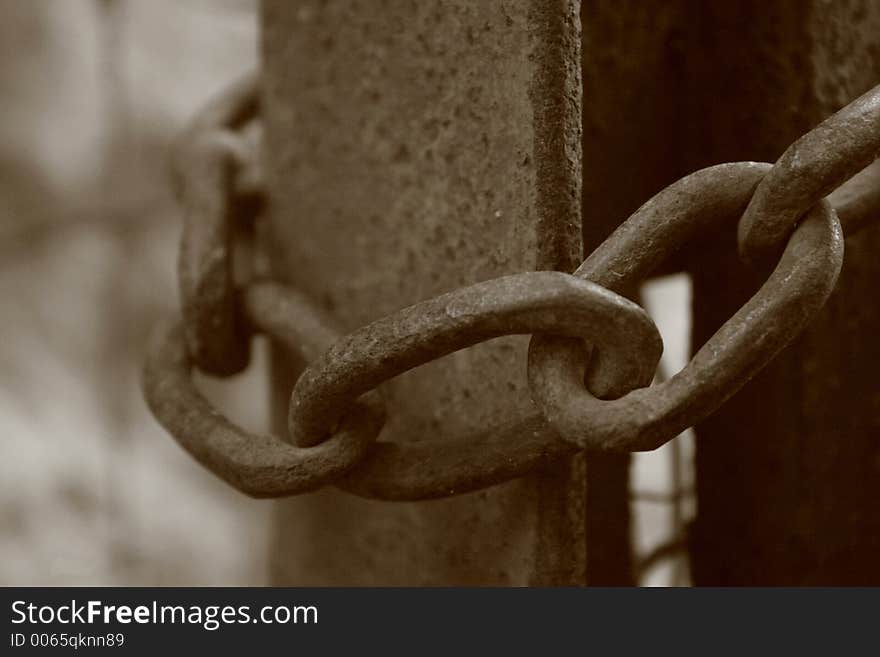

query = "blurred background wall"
(0, 0), (692, 586)
(0, 0), (272, 585)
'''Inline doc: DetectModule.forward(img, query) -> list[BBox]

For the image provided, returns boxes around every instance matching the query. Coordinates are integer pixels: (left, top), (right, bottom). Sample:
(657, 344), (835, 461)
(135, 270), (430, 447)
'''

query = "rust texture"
(313, 271), (659, 501)
(829, 159), (880, 236)
(529, 163), (843, 451)
(172, 73), (259, 376)
(738, 84), (880, 265)
(289, 272), (660, 448)
(683, 0), (880, 584)
(142, 316), (385, 499)
(260, 0), (592, 585)
(144, 272), (662, 501)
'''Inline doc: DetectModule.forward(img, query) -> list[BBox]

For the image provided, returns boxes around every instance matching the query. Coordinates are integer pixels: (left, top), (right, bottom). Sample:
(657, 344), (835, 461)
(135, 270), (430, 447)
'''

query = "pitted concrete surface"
(261, 1), (586, 584)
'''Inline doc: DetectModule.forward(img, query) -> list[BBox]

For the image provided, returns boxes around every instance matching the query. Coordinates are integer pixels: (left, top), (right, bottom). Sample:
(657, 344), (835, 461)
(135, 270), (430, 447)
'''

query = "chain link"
(288, 272), (661, 448)
(172, 72), (259, 376)
(143, 75), (880, 500)
(528, 163), (842, 452)
(738, 84), (880, 265)
(143, 302), (385, 497)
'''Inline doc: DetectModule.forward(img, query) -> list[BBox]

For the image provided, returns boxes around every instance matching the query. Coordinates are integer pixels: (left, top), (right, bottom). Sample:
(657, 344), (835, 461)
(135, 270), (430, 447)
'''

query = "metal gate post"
(682, 2), (880, 584)
(258, 1), (619, 585)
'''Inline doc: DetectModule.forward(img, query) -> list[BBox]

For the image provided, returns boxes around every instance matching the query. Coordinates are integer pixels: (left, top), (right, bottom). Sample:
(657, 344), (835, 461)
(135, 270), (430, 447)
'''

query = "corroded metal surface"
(143, 273), (660, 501)
(143, 0), (880, 586)
(289, 271), (660, 448)
(143, 322), (382, 497)
(172, 73), (259, 376)
(145, 276), (384, 499)
(313, 271), (659, 500)
(528, 163), (843, 451)
(151, 129), (862, 497)
(261, 0), (588, 585)
(738, 84), (880, 265)
(830, 159), (880, 237)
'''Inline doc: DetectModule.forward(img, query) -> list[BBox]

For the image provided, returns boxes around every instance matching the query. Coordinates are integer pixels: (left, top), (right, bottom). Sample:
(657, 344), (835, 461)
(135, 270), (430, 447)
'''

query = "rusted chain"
(289, 271), (661, 448)
(528, 162), (843, 452)
(337, 412), (563, 500)
(172, 71), (260, 376)
(829, 159), (880, 237)
(738, 83), (880, 265)
(145, 274), (662, 499)
(275, 270), (660, 498)
(144, 73), (872, 501)
(142, 286), (386, 498)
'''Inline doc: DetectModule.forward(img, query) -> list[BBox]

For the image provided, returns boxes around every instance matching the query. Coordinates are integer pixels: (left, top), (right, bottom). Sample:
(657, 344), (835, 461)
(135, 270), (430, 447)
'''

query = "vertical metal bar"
(683, 0), (880, 584)
(259, 1), (601, 584)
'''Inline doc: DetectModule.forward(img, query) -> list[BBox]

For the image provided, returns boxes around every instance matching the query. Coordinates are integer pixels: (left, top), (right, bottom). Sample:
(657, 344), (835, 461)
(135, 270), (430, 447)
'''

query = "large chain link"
(170, 73), (260, 376)
(142, 73), (880, 501)
(738, 85), (880, 265)
(528, 163), (842, 452)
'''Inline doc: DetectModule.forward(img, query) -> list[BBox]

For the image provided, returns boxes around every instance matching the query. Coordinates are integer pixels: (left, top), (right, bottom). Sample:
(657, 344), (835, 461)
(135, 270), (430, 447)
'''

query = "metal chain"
(738, 84), (880, 265)
(528, 163), (842, 452)
(170, 72), (260, 376)
(143, 74), (880, 501)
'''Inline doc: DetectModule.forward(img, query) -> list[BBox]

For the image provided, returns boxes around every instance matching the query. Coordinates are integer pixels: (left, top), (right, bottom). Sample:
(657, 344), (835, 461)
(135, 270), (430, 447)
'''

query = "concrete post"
(259, 1), (618, 585)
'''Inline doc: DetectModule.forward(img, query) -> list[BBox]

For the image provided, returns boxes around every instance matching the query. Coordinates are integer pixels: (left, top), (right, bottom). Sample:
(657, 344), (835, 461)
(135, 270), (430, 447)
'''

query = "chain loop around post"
(288, 271), (662, 448)
(144, 73), (877, 501)
(528, 162), (844, 452)
(173, 72), (259, 376)
(144, 275), (661, 500)
(142, 285), (386, 498)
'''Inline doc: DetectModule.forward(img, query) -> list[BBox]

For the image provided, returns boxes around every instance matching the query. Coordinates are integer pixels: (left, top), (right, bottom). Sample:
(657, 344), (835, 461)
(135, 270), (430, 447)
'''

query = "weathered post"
(259, 1), (630, 585)
(682, 1), (880, 584)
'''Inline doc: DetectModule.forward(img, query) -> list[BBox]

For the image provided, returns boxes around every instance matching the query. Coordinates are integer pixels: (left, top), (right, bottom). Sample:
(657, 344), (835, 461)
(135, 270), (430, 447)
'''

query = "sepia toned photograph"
(1, 0), (878, 598)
